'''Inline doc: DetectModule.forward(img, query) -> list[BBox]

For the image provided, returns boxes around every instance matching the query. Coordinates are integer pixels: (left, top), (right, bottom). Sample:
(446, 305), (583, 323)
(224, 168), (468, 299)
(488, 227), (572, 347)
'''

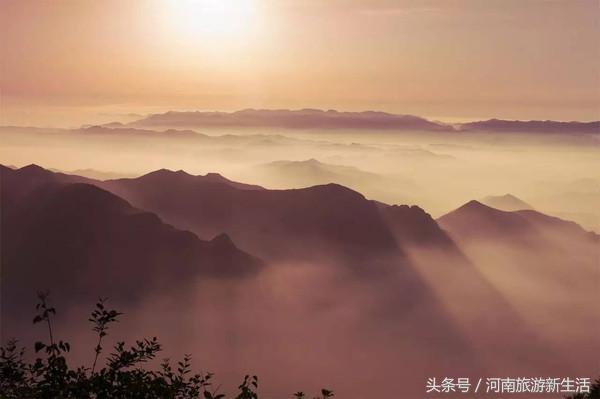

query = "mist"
(1, 124), (599, 398)
(1, 126), (598, 230)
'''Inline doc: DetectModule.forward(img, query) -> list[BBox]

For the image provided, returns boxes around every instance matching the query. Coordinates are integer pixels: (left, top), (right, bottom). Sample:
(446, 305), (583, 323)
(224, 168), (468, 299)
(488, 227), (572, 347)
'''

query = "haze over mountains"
(5, 107), (598, 138)
(120, 109), (600, 133)
(438, 199), (598, 244)
(102, 170), (401, 262)
(2, 117), (598, 231)
(459, 118), (600, 134)
(126, 109), (450, 131)
(1, 163), (598, 397)
(241, 159), (418, 205)
(480, 194), (534, 212)
(1, 107), (598, 398)
(5, 111), (598, 231)
(3, 0), (599, 395)
(1, 165), (261, 304)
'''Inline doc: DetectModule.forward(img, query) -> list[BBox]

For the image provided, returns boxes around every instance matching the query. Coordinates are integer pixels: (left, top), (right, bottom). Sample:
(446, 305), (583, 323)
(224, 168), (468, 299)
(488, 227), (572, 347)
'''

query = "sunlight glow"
(165, 0), (259, 41)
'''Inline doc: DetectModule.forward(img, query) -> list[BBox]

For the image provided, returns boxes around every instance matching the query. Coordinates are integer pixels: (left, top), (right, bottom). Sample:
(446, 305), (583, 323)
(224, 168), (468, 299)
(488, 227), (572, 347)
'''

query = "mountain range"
(243, 158), (417, 202)
(480, 194), (533, 212)
(126, 109), (449, 131)
(5, 164), (595, 262)
(116, 108), (599, 133)
(1, 164), (465, 280)
(438, 199), (598, 242)
(100, 169), (403, 262)
(459, 118), (600, 134)
(0, 165), (262, 314)
(2, 163), (597, 382)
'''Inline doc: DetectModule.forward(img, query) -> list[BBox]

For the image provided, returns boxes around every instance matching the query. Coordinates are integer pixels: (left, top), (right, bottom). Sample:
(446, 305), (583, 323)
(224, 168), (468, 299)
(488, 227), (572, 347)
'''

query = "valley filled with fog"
(1, 119), (598, 398)
(2, 122), (599, 230)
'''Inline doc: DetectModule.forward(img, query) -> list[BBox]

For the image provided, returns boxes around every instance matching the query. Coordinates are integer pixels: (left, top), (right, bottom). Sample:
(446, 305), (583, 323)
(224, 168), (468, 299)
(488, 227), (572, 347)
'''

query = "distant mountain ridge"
(128, 108), (450, 131)
(480, 194), (533, 212)
(3, 163), (596, 276)
(459, 119), (600, 133)
(133, 168), (265, 191)
(250, 158), (386, 188)
(119, 108), (599, 133)
(2, 110), (597, 134)
(80, 125), (201, 138)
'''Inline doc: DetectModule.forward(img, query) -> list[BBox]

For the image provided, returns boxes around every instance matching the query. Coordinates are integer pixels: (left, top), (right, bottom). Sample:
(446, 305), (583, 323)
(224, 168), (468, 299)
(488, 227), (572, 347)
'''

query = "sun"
(165, 0), (259, 41)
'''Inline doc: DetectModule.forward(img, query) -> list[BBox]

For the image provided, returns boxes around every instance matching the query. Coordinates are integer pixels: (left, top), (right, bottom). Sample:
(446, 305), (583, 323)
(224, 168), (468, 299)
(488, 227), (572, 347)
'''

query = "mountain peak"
(107, 168), (264, 192)
(481, 194), (533, 211)
(305, 182), (365, 198)
(458, 199), (490, 211)
(302, 158), (323, 166)
(204, 172), (225, 178)
(141, 168), (191, 179)
(201, 172), (264, 190)
(19, 164), (47, 173)
(438, 199), (535, 240)
(210, 233), (236, 249)
(14, 164), (57, 180)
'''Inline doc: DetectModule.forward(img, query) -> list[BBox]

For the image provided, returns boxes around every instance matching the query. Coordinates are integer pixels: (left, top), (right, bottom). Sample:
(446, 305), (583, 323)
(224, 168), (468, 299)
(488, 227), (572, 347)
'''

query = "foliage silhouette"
(565, 378), (600, 399)
(0, 293), (333, 399)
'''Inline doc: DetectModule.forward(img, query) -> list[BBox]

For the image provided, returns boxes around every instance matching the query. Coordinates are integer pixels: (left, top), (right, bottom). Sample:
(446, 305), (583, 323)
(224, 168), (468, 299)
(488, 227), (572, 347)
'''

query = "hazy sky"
(1, 0), (599, 126)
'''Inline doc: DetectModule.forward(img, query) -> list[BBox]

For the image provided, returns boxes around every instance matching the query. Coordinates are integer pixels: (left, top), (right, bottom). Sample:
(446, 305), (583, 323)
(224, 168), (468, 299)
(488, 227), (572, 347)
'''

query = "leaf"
(34, 342), (45, 352)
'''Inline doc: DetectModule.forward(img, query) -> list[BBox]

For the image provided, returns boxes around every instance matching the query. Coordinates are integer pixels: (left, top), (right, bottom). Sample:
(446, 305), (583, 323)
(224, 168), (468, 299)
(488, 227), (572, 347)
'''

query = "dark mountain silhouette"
(376, 203), (457, 249)
(127, 109), (451, 131)
(438, 200), (598, 244)
(189, 171), (264, 191)
(98, 167), (483, 267)
(1, 164), (486, 355)
(113, 168), (265, 190)
(459, 119), (600, 133)
(0, 163), (93, 205)
(1, 165), (262, 314)
(480, 193), (533, 211)
(2, 164), (471, 267)
(515, 209), (599, 241)
(163, 169), (264, 190)
(438, 200), (534, 240)
(435, 198), (599, 371)
(101, 169), (401, 261)
(3, 164), (585, 382)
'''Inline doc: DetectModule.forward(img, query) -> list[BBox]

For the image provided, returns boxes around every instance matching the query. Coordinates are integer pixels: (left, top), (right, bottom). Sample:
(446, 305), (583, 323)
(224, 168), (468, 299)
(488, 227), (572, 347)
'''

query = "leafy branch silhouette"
(0, 293), (334, 399)
(565, 379), (600, 399)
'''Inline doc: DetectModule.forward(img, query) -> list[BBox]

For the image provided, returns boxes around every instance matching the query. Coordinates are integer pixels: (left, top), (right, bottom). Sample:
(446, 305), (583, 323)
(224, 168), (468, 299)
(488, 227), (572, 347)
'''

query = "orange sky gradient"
(1, 0), (599, 127)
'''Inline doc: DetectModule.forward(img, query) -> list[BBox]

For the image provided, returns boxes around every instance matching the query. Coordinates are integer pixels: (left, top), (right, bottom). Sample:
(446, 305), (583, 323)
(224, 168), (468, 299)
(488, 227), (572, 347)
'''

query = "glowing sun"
(165, 0), (260, 40)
